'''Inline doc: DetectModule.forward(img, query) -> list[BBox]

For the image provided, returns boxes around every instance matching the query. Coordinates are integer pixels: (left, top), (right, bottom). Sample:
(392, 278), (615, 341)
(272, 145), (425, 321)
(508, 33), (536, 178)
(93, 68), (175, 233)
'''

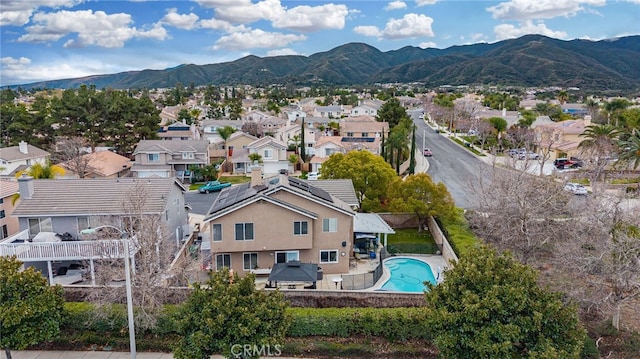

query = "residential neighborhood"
(1, 83), (639, 359)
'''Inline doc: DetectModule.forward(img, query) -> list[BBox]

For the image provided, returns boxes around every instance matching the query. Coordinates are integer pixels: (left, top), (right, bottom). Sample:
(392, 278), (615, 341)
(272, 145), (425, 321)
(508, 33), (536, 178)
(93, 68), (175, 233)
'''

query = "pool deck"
(252, 253), (449, 292)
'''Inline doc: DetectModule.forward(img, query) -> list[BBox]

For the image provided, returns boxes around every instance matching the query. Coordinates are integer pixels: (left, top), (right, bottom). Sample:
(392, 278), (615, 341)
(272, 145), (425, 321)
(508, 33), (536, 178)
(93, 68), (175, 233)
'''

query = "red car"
(423, 148), (433, 157)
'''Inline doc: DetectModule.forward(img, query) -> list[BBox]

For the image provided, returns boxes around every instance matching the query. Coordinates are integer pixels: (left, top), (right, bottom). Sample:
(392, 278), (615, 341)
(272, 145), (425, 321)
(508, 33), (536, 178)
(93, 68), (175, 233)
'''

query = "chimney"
(250, 163), (263, 187)
(19, 141), (28, 154)
(18, 174), (34, 200)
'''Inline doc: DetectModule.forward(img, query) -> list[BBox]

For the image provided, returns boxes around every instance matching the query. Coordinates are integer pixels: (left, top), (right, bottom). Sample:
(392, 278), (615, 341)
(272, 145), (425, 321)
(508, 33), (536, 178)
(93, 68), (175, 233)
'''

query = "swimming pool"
(380, 257), (437, 292)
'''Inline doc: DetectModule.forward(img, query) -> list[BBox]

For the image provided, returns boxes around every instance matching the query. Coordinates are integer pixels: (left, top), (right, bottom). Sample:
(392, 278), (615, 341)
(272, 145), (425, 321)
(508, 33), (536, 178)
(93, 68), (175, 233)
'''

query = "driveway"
(185, 190), (220, 216)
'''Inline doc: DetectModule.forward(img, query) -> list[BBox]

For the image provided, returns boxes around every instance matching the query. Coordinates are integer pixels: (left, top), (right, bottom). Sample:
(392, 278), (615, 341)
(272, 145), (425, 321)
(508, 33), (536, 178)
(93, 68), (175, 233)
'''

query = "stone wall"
(426, 215), (458, 264)
(63, 287), (426, 308)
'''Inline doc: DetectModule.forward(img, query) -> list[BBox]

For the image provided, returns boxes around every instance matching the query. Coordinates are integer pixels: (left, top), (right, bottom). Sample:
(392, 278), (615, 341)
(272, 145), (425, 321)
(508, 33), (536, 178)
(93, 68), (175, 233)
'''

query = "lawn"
(387, 228), (439, 254)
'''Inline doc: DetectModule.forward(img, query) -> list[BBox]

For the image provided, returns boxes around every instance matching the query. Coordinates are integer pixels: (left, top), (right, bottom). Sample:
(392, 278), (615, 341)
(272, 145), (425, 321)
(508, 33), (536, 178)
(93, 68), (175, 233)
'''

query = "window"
(325, 148), (337, 157)
(322, 218), (337, 232)
(0, 198), (3, 204)
(1, 225), (7, 239)
(215, 254), (231, 270)
(28, 217), (52, 236)
(275, 251), (299, 263)
(362, 132), (369, 137)
(263, 149), (273, 159)
(77, 216), (99, 232)
(182, 152), (194, 159)
(243, 253), (258, 271)
(320, 250), (338, 263)
(148, 153), (160, 162)
(213, 224), (222, 242)
(294, 221), (308, 235)
(346, 132), (354, 137)
(235, 223), (254, 240)
(0, 210), (4, 219)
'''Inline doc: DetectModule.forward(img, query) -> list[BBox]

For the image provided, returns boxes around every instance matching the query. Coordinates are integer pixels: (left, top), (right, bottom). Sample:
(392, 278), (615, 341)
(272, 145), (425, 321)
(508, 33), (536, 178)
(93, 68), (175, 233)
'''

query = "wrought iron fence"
(386, 242), (441, 255)
(341, 247), (390, 290)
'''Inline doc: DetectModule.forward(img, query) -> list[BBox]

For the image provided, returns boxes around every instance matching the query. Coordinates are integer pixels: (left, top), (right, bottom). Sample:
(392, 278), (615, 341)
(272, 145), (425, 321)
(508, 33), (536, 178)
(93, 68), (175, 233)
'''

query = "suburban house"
(340, 116), (388, 139)
(231, 136), (289, 176)
(201, 170), (355, 277)
(200, 119), (245, 144)
(309, 136), (346, 173)
(3, 176), (189, 282)
(0, 179), (20, 240)
(0, 141), (50, 178)
(312, 105), (351, 118)
(349, 104), (379, 117)
(534, 117), (591, 159)
(131, 139), (210, 181)
(157, 121), (200, 140)
(62, 150), (132, 179)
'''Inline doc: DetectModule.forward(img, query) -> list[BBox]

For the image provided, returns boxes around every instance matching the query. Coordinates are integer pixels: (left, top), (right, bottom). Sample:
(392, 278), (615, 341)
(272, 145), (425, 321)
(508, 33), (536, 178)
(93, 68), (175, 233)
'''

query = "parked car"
(423, 148), (433, 157)
(554, 158), (581, 169)
(198, 180), (231, 193)
(564, 182), (588, 195)
(307, 172), (319, 180)
(518, 151), (540, 160)
(507, 148), (525, 158)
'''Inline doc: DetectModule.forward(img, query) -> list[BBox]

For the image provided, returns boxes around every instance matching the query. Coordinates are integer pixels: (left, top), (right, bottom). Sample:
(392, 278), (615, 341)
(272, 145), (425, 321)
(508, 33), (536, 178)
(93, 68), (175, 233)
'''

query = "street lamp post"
(81, 225), (136, 359)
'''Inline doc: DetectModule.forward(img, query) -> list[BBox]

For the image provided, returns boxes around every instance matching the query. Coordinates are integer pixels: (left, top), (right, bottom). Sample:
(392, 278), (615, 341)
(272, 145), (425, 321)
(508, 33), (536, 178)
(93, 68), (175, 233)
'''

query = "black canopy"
(268, 261), (318, 282)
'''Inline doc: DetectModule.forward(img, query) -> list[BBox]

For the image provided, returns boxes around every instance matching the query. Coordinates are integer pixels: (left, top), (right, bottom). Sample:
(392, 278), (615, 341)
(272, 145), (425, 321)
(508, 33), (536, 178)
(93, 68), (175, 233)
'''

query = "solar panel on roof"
(341, 137), (375, 143)
(288, 177), (333, 203)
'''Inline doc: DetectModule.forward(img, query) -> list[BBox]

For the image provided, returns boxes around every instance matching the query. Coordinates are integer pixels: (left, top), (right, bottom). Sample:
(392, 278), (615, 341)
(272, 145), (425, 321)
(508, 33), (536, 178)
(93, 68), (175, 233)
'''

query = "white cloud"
(196, 0), (284, 24)
(271, 3), (349, 32)
(0, 0), (82, 26)
(16, 9), (168, 48)
(212, 29), (306, 51)
(354, 26), (382, 37)
(381, 13), (434, 39)
(197, 0), (350, 32)
(418, 41), (437, 48)
(385, 1), (407, 11)
(487, 0), (606, 21)
(136, 23), (169, 40)
(415, 0), (438, 6)
(161, 8), (199, 30)
(493, 20), (568, 41)
(0, 57), (101, 85)
(266, 48), (300, 56)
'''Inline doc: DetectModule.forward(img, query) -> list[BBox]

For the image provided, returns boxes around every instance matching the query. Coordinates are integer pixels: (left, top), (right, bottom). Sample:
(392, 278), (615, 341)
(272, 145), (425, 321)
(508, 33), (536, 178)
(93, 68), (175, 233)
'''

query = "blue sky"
(1, 0), (639, 86)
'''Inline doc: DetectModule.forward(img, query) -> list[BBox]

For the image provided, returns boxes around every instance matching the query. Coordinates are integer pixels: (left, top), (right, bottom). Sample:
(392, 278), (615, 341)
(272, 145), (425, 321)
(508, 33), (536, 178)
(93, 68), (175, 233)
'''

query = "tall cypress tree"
(409, 125), (416, 174)
(300, 118), (306, 163)
(381, 131), (386, 162)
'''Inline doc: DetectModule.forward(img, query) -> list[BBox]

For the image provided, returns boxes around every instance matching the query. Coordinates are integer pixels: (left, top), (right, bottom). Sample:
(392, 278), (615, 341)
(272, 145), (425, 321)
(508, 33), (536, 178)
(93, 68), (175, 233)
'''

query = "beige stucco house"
(131, 139), (209, 181)
(202, 170), (355, 277)
(534, 118), (591, 159)
(0, 179), (20, 240)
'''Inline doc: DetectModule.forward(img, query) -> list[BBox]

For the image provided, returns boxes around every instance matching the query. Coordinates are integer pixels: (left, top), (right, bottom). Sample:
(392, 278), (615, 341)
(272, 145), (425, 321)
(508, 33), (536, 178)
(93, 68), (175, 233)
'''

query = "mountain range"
(12, 34), (640, 94)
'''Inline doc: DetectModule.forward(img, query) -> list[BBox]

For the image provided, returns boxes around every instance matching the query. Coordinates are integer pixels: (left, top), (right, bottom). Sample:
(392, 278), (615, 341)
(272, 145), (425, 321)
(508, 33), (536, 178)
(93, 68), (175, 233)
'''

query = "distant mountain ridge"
(11, 34), (640, 93)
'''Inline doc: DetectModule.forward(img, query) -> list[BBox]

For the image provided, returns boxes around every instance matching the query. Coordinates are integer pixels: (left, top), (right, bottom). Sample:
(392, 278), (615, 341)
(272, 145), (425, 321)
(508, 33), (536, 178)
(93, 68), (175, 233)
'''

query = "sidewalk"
(10, 351), (305, 359)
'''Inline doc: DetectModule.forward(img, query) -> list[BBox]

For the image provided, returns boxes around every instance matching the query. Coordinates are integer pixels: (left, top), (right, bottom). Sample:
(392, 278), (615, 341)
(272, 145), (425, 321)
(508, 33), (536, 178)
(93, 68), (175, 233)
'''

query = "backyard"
(386, 228), (439, 255)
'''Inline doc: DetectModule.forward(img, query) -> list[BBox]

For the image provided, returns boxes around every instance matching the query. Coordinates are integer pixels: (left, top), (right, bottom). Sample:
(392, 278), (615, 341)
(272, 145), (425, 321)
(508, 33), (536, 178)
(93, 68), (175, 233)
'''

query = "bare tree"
(556, 194), (640, 330)
(53, 136), (92, 178)
(86, 183), (189, 329)
(533, 126), (560, 176)
(467, 166), (578, 264)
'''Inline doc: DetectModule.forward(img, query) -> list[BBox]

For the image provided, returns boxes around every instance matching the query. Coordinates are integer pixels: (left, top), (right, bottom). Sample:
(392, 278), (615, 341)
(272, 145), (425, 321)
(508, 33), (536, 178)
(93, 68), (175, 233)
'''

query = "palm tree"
(16, 161), (65, 179)
(578, 124), (621, 187)
(618, 129), (640, 170)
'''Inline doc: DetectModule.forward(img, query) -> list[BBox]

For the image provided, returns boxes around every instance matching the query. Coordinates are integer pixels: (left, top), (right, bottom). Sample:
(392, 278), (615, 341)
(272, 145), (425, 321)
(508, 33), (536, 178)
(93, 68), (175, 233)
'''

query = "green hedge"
(437, 208), (478, 257)
(60, 303), (430, 345)
(287, 307), (430, 341)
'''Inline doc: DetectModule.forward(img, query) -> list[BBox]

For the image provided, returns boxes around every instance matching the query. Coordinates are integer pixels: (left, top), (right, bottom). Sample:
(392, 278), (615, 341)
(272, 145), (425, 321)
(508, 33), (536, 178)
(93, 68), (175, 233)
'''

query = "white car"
(307, 172), (319, 180)
(518, 151), (540, 160)
(564, 182), (588, 195)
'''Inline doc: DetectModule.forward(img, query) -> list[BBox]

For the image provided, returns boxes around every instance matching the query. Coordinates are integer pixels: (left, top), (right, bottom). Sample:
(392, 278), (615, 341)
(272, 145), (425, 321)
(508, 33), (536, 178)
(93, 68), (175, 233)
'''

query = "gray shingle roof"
(302, 179), (359, 208)
(13, 178), (184, 217)
(0, 145), (49, 161)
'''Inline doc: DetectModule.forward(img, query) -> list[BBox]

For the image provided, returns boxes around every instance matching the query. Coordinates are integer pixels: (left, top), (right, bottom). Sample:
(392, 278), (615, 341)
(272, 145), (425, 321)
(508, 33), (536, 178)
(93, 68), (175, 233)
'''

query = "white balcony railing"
(0, 239), (135, 262)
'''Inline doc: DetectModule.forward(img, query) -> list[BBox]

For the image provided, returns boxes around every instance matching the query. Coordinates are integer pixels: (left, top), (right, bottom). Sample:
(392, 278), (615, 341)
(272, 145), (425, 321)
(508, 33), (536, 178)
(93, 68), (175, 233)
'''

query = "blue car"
(198, 180), (231, 193)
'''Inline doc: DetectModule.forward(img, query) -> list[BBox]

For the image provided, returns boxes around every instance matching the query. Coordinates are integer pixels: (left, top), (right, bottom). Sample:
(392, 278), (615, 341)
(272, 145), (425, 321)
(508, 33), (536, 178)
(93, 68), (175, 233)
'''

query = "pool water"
(380, 257), (437, 292)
